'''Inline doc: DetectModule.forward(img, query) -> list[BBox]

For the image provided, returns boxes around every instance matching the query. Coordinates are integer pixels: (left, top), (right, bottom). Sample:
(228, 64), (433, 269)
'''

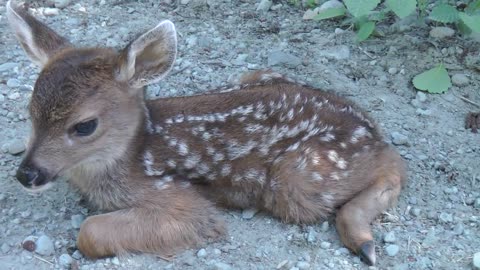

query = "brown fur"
(6, 1), (406, 265)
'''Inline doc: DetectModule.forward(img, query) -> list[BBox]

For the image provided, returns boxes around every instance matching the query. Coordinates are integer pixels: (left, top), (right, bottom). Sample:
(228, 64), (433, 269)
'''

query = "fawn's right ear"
(6, 0), (71, 67)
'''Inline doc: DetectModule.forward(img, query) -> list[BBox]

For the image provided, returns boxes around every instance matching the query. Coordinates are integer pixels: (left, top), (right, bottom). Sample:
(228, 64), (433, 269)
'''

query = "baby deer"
(6, 0), (406, 265)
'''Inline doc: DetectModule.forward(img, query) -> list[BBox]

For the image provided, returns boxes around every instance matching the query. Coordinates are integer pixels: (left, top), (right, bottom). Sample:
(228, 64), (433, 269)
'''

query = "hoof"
(358, 240), (376, 266)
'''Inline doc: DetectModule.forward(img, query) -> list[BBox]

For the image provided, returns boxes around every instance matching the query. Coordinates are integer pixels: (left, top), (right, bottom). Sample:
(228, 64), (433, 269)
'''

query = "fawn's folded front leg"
(77, 188), (225, 258)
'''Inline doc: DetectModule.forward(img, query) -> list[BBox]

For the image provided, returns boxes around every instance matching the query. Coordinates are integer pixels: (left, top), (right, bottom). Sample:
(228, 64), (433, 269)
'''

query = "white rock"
(473, 252), (480, 269)
(71, 214), (85, 229)
(54, 0), (71, 8)
(303, 0), (344, 20)
(43, 8), (60, 16)
(451, 74), (469, 86)
(35, 235), (55, 256)
(7, 139), (26, 155)
(391, 132), (409, 146)
(385, 244), (399, 256)
(59, 254), (73, 267)
(384, 231), (396, 243)
(256, 0), (272, 12)
(429, 27), (455, 39)
(241, 208), (258, 219)
(296, 261), (311, 269)
(197, 248), (207, 258)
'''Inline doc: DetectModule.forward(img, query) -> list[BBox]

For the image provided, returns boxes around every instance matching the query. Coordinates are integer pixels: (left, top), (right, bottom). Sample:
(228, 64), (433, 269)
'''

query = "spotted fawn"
(7, 0), (406, 265)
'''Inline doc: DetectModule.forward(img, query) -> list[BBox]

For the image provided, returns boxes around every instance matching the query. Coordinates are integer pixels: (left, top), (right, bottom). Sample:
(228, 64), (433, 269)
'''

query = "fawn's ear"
(115, 20), (177, 89)
(6, 1), (71, 67)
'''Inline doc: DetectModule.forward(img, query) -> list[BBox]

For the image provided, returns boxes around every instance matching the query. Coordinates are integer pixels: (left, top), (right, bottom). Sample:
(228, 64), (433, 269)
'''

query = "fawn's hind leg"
(335, 146), (406, 266)
(77, 187), (224, 258)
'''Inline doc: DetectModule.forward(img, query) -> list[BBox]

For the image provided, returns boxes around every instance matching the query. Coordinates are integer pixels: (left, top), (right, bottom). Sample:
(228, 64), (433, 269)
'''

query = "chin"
(22, 181), (55, 193)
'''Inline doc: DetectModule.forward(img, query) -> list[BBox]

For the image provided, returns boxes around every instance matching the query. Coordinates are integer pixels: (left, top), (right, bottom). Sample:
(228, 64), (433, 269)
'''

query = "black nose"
(16, 166), (47, 187)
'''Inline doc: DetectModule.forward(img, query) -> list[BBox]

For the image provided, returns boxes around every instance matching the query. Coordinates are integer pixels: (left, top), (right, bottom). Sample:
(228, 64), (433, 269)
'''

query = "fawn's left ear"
(6, 0), (71, 67)
(115, 20), (177, 89)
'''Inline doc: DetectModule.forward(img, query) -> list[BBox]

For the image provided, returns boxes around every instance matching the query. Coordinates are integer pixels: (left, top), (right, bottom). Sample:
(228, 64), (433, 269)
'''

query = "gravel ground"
(0, 0), (479, 269)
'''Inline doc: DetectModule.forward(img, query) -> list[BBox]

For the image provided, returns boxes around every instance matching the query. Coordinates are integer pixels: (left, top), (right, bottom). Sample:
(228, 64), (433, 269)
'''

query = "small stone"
(241, 208), (258, 219)
(213, 262), (232, 270)
(429, 27), (455, 39)
(453, 223), (464, 235)
(320, 241), (331, 249)
(54, 0), (71, 8)
(306, 227), (317, 243)
(388, 67), (398, 74)
(59, 254), (73, 267)
(384, 231), (396, 243)
(385, 244), (399, 256)
(1, 243), (10, 254)
(451, 74), (469, 86)
(474, 198), (480, 209)
(212, 248), (221, 256)
(416, 91), (427, 102)
(7, 78), (21, 88)
(473, 252), (480, 269)
(296, 261), (310, 270)
(318, 45), (350, 60)
(71, 214), (85, 229)
(111, 257), (120, 265)
(7, 139), (26, 155)
(72, 250), (83, 259)
(127, 7), (135, 13)
(256, 0), (272, 12)
(8, 92), (20, 100)
(302, 0), (344, 20)
(197, 248), (207, 258)
(35, 235), (55, 256)
(0, 62), (19, 72)
(391, 132), (409, 146)
(320, 221), (329, 232)
(438, 212), (453, 223)
(0, 95), (4, 103)
(43, 8), (60, 16)
(267, 51), (302, 68)
(411, 208), (421, 217)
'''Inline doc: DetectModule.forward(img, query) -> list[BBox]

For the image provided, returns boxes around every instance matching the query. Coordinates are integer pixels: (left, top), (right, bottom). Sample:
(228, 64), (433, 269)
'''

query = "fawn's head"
(6, 1), (177, 191)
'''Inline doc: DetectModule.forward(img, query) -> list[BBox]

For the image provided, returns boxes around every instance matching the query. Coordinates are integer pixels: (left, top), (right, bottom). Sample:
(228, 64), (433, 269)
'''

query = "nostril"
(16, 167), (46, 187)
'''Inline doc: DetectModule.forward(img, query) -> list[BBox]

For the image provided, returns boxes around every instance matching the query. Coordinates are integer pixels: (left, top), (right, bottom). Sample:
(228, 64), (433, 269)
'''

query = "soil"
(0, 0), (479, 270)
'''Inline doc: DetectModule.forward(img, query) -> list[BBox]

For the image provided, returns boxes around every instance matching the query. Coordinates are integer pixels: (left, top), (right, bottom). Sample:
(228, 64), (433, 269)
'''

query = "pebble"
(296, 261), (310, 269)
(320, 221), (329, 232)
(0, 62), (19, 72)
(0, 95), (4, 103)
(8, 92), (20, 100)
(451, 74), (469, 86)
(385, 244), (399, 256)
(71, 214), (85, 229)
(384, 231), (396, 243)
(7, 79), (21, 88)
(43, 8), (60, 16)
(256, 0), (272, 12)
(453, 223), (464, 235)
(1, 243), (10, 254)
(391, 132), (409, 146)
(388, 67), (398, 75)
(72, 250), (83, 259)
(411, 208), (421, 217)
(303, 0), (344, 20)
(213, 248), (222, 256)
(438, 212), (453, 223)
(213, 262), (232, 270)
(306, 227), (317, 243)
(320, 241), (331, 249)
(7, 139), (26, 155)
(241, 208), (258, 219)
(35, 235), (55, 256)
(197, 248), (207, 258)
(416, 91), (427, 102)
(267, 51), (302, 68)
(59, 254), (73, 267)
(112, 257), (120, 265)
(474, 198), (480, 209)
(54, 0), (72, 8)
(429, 27), (455, 39)
(473, 252), (480, 269)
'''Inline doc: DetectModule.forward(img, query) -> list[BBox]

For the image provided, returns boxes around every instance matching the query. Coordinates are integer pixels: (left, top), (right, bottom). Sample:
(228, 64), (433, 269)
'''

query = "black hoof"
(358, 240), (376, 266)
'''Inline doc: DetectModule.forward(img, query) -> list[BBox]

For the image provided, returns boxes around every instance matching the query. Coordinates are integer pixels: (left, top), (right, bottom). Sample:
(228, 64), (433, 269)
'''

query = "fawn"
(6, 0), (406, 266)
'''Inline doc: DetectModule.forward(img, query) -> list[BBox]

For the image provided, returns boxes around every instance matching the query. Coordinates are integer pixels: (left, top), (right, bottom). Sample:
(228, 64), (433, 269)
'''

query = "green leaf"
(344, 0), (380, 18)
(412, 64), (451, 94)
(465, 0), (480, 15)
(459, 12), (480, 32)
(313, 7), (346, 21)
(429, 4), (460, 23)
(356, 21), (375, 42)
(386, 0), (417, 18)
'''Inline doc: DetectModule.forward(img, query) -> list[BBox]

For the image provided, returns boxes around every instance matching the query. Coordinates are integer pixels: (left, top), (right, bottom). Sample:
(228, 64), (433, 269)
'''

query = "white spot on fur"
(350, 126), (371, 143)
(184, 153), (201, 169)
(197, 163), (210, 175)
(213, 152), (225, 162)
(143, 151), (165, 176)
(320, 133), (335, 142)
(327, 150), (347, 169)
(166, 159), (176, 168)
(221, 164), (232, 176)
(330, 172), (340, 181)
(312, 172), (323, 181)
(286, 142), (300, 152)
(177, 141), (189, 156)
(340, 142), (347, 149)
(143, 105), (154, 133)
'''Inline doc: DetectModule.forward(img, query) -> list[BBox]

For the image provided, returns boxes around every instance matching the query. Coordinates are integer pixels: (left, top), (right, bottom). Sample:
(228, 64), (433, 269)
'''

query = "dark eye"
(74, 119), (98, 136)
